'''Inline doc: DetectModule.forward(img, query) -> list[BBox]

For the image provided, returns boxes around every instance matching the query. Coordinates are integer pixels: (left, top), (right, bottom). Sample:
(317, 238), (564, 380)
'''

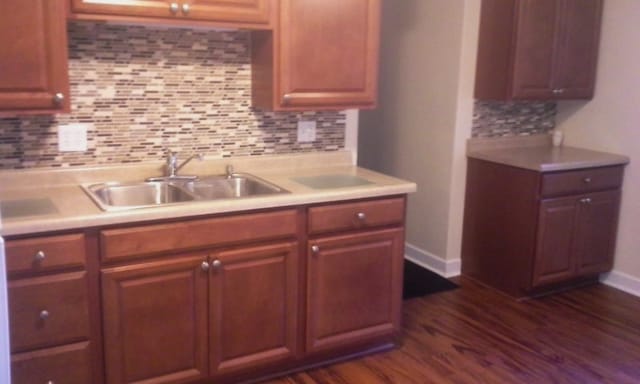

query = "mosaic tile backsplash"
(0, 22), (345, 169)
(472, 101), (557, 138)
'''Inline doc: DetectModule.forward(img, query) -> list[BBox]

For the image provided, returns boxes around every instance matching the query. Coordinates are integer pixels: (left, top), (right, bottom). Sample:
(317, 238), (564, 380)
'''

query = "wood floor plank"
(262, 277), (640, 384)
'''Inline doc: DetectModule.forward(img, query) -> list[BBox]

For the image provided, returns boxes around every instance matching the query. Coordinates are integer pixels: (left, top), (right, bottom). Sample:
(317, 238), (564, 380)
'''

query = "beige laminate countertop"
(467, 135), (629, 172)
(0, 151), (416, 237)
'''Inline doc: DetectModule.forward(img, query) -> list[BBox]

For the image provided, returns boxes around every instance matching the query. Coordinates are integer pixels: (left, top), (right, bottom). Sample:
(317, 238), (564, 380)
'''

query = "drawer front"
(9, 271), (90, 352)
(308, 197), (405, 235)
(6, 233), (86, 276)
(11, 341), (91, 384)
(541, 166), (624, 197)
(101, 209), (299, 262)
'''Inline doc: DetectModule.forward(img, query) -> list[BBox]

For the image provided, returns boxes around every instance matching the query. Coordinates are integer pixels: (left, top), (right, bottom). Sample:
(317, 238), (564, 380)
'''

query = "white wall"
(359, 0), (479, 274)
(556, 0), (640, 293)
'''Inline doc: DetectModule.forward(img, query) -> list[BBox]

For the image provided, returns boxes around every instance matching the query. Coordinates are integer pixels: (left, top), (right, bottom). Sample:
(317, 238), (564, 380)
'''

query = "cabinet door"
(71, 0), (272, 25)
(532, 196), (578, 287)
(101, 255), (209, 384)
(574, 190), (620, 276)
(0, 0), (69, 114)
(306, 228), (404, 354)
(209, 241), (299, 376)
(511, 0), (560, 99)
(277, 0), (380, 110)
(552, 0), (603, 99)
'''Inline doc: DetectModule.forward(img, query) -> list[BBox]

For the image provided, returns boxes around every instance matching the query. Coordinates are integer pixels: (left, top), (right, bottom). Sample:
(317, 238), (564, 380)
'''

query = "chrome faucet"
(226, 164), (234, 179)
(162, 150), (204, 179)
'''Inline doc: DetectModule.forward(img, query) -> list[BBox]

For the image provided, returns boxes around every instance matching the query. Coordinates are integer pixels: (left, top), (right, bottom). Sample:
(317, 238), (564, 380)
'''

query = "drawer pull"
(200, 261), (210, 272)
(356, 212), (366, 221)
(47, 381), (54, 384)
(169, 2), (179, 13)
(211, 259), (222, 269)
(34, 250), (46, 262)
(182, 3), (190, 14)
(40, 310), (50, 320)
(583, 177), (592, 184)
(580, 198), (592, 204)
(311, 245), (320, 254)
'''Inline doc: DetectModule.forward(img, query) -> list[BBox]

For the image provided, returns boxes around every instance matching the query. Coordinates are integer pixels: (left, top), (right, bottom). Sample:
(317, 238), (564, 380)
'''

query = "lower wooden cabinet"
(533, 190), (620, 287)
(7, 198), (407, 384)
(306, 228), (404, 354)
(462, 158), (624, 298)
(101, 255), (209, 384)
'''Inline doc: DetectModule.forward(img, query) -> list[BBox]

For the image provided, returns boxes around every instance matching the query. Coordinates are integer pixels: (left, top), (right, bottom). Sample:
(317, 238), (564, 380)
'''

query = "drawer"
(101, 209), (299, 262)
(308, 197), (405, 235)
(9, 271), (90, 352)
(11, 341), (91, 384)
(6, 233), (86, 276)
(540, 166), (624, 197)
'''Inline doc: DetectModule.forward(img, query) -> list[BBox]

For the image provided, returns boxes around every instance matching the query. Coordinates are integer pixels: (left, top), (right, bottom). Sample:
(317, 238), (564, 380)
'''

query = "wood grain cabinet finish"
(209, 241), (299, 377)
(11, 342), (92, 384)
(5, 233), (86, 277)
(0, 0), (70, 115)
(70, 0), (273, 28)
(252, 0), (381, 110)
(475, 0), (603, 100)
(462, 159), (624, 298)
(306, 228), (404, 354)
(101, 255), (209, 384)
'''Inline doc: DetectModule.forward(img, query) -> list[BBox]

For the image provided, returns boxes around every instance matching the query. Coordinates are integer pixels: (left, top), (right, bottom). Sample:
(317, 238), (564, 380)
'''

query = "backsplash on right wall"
(472, 101), (557, 138)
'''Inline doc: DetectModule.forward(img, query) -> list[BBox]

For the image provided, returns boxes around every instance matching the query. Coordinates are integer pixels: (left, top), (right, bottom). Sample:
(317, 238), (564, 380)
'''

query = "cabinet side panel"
(474, 0), (516, 100)
(461, 159), (540, 297)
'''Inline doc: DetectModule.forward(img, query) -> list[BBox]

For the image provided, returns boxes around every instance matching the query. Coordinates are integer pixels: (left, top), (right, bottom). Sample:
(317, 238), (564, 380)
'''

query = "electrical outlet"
(297, 120), (317, 143)
(58, 124), (90, 152)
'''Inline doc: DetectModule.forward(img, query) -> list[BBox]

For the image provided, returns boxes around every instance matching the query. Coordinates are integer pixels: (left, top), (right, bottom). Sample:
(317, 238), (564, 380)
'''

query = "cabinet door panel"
(574, 190), (620, 275)
(511, 0), (559, 98)
(71, 0), (181, 18)
(278, 0), (380, 109)
(0, 0), (69, 114)
(307, 228), (403, 353)
(532, 197), (578, 287)
(102, 255), (208, 384)
(187, 0), (271, 24)
(210, 241), (299, 376)
(553, 0), (603, 99)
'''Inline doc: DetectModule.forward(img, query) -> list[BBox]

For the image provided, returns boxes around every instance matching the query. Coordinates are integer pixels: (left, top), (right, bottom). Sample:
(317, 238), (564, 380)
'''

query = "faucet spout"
(164, 150), (204, 178)
(175, 153), (205, 174)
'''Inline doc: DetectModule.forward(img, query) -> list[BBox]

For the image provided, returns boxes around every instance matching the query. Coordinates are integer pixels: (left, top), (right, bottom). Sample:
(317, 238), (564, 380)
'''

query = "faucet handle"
(226, 165), (234, 178)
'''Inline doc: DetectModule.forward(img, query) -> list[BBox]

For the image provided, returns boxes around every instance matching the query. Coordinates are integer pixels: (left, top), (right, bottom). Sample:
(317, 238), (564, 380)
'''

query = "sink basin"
(84, 181), (196, 210)
(184, 174), (286, 199)
(82, 173), (288, 211)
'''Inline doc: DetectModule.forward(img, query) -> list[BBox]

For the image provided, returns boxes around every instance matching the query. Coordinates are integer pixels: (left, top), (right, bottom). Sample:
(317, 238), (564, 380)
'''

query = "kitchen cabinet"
(5, 233), (101, 384)
(251, 0), (381, 111)
(70, 0), (274, 29)
(99, 209), (300, 384)
(306, 198), (405, 353)
(474, 0), (603, 100)
(0, 0), (70, 115)
(462, 159), (624, 298)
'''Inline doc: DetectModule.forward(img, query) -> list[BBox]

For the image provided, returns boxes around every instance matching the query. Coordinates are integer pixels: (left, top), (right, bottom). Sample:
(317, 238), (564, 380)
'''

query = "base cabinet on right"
(462, 159), (625, 298)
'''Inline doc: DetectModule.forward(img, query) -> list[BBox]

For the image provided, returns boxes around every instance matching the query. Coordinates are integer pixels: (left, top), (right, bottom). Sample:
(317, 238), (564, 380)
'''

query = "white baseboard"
(404, 243), (461, 278)
(600, 271), (640, 298)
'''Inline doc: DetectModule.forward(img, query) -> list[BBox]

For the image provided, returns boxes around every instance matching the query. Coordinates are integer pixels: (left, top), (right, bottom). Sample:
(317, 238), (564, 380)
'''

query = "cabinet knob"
(47, 381), (55, 384)
(356, 212), (366, 221)
(581, 198), (592, 204)
(201, 261), (210, 271)
(552, 89), (565, 94)
(34, 250), (46, 262)
(39, 310), (50, 320)
(282, 94), (292, 104)
(583, 177), (592, 184)
(169, 3), (179, 13)
(182, 3), (190, 14)
(53, 92), (65, 105)
(311, 245), (320, 254)
(211, 259), (222, 269)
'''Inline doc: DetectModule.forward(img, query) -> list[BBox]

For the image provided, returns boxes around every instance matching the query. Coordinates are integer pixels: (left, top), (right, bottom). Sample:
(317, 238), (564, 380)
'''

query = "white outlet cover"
(58, 124), (90, 152)
(297, 121), (317, 143)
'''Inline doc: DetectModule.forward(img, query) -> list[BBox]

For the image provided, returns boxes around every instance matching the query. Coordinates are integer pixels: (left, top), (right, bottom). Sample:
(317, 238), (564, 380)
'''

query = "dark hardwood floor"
(263, 277), (640, 384)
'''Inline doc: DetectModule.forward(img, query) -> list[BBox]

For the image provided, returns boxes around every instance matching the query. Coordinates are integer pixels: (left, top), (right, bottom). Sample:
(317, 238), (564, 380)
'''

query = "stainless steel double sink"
(82, 173), (288, 211)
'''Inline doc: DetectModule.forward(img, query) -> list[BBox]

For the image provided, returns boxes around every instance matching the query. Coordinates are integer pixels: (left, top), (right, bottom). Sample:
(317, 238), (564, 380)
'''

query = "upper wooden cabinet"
(475, 0), (603, 100)
(252, 0), (381, 111)
(0, 0), (70, 115)
(70, 0), (274, 28)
